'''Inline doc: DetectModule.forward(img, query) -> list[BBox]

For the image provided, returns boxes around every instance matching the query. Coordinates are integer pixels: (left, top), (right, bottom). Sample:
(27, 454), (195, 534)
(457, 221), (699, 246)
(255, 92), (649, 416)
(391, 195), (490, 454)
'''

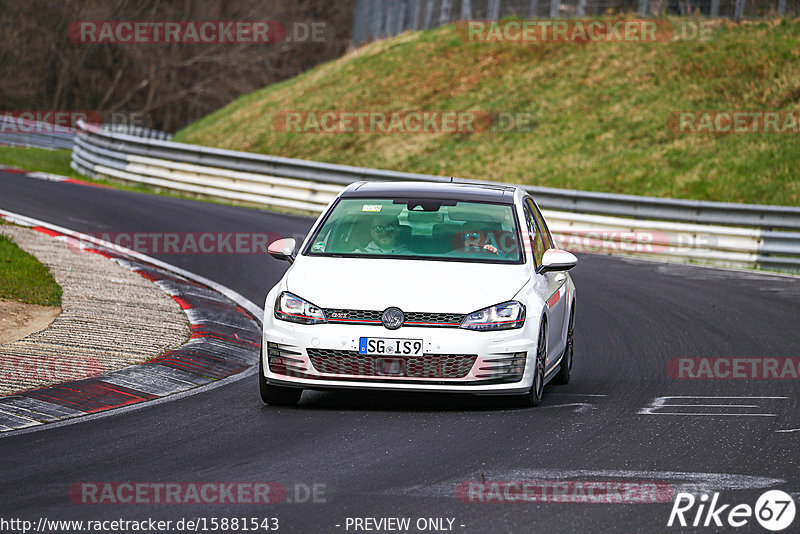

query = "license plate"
(359, 337), (423, 356)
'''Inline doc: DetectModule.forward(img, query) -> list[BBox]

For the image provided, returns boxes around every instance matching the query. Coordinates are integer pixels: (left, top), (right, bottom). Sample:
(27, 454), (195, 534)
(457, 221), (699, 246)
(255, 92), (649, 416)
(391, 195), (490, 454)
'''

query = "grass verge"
(0, 233), (62, 306)
(0, 146), (83, 179)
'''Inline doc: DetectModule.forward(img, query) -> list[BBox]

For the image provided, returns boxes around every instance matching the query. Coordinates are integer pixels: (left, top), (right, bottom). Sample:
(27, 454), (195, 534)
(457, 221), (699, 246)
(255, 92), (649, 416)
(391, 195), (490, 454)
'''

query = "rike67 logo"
(668, 490), (796, 531)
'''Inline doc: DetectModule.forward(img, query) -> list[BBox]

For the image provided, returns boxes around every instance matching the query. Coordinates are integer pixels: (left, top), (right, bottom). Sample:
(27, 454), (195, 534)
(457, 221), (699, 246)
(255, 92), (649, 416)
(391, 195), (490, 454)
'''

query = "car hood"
(285, 256), (530, 313)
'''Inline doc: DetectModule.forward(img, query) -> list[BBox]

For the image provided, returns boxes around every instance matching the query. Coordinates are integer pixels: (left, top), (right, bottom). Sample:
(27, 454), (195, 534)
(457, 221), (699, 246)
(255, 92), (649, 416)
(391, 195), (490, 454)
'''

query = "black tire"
(553, 304), (575, 385)
(518, 319), (547, 407)
(259, 349), (303, 406)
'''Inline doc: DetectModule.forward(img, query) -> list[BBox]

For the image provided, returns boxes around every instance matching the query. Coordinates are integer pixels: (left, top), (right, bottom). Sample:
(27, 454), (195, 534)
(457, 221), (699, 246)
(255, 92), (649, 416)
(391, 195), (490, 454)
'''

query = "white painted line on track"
(638, 396), (786, 417)
(26, 172), (69, 182)
(659, 396), (788, 399)
(493, 469), (785, 492)
(640, 412), (777, 417)
(539, 402), (596, 413)
(550, 393), (607, 397)
(776, 428), (800, 433)
(660, 404), (761, 408)
(390, 469), (786, 498)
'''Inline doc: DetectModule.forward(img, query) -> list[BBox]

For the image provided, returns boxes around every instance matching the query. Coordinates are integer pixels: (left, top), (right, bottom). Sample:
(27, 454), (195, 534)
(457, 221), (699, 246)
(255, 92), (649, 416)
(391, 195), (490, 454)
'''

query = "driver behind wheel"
(354, 215), (411, 255)
(452, 221), (500, 256)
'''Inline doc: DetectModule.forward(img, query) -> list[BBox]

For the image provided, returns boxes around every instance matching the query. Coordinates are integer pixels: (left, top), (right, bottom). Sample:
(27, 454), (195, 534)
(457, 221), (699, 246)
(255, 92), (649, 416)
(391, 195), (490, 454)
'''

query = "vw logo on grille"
(381, 307), (404, 330)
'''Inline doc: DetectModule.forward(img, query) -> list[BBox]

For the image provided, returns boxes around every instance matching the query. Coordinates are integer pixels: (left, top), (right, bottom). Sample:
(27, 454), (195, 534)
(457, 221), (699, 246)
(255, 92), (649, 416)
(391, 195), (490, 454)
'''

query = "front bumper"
(262, 318), (538, 395)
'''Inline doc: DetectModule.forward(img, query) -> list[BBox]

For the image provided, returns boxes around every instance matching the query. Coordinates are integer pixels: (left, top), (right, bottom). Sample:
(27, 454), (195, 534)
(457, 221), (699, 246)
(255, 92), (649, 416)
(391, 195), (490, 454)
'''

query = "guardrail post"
(734, 0), (745, 20)
(528, 0), (539, 17)
(577, 0), (587, 17)
(778, 0), (786, 15)
(460, 0), (472, 19)
(710, 0), (719, 17)
(637, 0), (649, 16)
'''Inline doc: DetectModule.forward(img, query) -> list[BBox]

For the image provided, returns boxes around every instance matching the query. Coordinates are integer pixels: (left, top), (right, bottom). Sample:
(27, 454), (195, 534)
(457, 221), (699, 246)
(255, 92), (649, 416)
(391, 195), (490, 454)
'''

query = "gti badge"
(382, 307), (404, 330)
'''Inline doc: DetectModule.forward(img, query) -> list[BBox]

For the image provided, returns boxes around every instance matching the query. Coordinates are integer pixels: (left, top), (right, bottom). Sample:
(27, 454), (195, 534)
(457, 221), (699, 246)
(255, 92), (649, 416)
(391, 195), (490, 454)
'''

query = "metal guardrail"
(0, 119), (172, 151)
(71, 121), (800, 273)
(100, 124), (174, 141)
(0, 117), (75, 150)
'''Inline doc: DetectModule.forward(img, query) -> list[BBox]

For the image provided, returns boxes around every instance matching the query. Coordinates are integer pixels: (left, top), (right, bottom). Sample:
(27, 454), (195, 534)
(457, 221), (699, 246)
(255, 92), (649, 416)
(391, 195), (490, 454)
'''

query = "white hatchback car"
(261, 181), (577, 406)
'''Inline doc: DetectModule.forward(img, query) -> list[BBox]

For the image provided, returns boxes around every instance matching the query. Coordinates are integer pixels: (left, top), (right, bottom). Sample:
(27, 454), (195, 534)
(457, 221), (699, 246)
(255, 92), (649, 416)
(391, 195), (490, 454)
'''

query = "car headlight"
(460, 301), (525, 331)
(274, 292), (327, 325)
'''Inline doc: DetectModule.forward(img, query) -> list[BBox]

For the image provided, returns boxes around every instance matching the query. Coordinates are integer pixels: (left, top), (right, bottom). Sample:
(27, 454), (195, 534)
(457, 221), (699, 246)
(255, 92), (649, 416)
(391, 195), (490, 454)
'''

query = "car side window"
(526, 198), (553, 250)
(523, 202), (545, 268)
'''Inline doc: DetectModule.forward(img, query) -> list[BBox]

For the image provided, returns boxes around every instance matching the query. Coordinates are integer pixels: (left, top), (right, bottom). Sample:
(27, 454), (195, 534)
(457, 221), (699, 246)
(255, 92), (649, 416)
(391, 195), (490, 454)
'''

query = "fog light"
(475, 352), (526, 382)
(267, 342), (307, 376)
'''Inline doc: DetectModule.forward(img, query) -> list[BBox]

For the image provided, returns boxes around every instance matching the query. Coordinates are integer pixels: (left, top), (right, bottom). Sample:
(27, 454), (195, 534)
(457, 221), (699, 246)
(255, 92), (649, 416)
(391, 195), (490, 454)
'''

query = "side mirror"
(539, 249), (577, 273)
(268, 238), (297, 263)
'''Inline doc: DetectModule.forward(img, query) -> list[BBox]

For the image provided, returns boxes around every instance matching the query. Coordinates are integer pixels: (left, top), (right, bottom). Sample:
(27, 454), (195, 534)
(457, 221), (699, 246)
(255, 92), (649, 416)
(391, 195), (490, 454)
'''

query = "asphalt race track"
(1, 170), (798, 533)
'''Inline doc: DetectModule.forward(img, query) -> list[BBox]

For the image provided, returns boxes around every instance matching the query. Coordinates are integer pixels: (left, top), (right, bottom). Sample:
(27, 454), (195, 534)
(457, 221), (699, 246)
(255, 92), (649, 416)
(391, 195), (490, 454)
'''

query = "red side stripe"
(63, 178), (113, 188)
(171, 295), (193, 310)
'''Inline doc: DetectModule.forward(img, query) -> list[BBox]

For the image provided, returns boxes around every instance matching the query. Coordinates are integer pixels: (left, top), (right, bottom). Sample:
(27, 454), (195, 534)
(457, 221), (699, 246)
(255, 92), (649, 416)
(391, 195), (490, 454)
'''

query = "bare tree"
(0, 0), (354, 131)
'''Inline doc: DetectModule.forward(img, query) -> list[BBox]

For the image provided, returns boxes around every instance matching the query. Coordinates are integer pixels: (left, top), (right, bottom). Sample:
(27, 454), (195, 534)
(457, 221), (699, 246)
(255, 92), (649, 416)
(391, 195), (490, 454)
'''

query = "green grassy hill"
(176, 17), (800, 206)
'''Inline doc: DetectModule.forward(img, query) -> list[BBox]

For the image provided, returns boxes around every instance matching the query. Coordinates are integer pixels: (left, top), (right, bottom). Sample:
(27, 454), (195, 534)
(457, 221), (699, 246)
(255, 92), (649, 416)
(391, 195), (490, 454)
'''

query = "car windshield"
(305, 198), (522, 263)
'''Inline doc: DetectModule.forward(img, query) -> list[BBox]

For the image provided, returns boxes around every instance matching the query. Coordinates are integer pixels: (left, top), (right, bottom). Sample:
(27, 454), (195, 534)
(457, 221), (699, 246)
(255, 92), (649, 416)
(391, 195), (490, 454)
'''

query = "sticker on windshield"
(311, 241), (326, 252)
(362, 204), (383, 212)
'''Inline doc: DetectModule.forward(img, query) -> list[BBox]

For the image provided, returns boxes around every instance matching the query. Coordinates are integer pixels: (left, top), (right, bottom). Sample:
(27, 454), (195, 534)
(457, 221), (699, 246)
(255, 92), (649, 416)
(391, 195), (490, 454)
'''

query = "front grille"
(405, 312), (464, 326)
(324, 309), (382, 324)
(308, 348), (476, 379)
(323, 309), (464, 328)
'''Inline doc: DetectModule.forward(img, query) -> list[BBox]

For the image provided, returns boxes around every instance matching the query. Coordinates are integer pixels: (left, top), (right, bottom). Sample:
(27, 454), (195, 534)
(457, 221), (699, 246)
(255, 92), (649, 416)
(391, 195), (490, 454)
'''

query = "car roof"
(341, 181), (519, 204)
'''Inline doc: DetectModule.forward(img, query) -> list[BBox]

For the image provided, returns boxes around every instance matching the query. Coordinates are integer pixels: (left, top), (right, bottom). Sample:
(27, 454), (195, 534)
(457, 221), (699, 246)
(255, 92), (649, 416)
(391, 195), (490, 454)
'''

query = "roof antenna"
(450, 176), (454, 183)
